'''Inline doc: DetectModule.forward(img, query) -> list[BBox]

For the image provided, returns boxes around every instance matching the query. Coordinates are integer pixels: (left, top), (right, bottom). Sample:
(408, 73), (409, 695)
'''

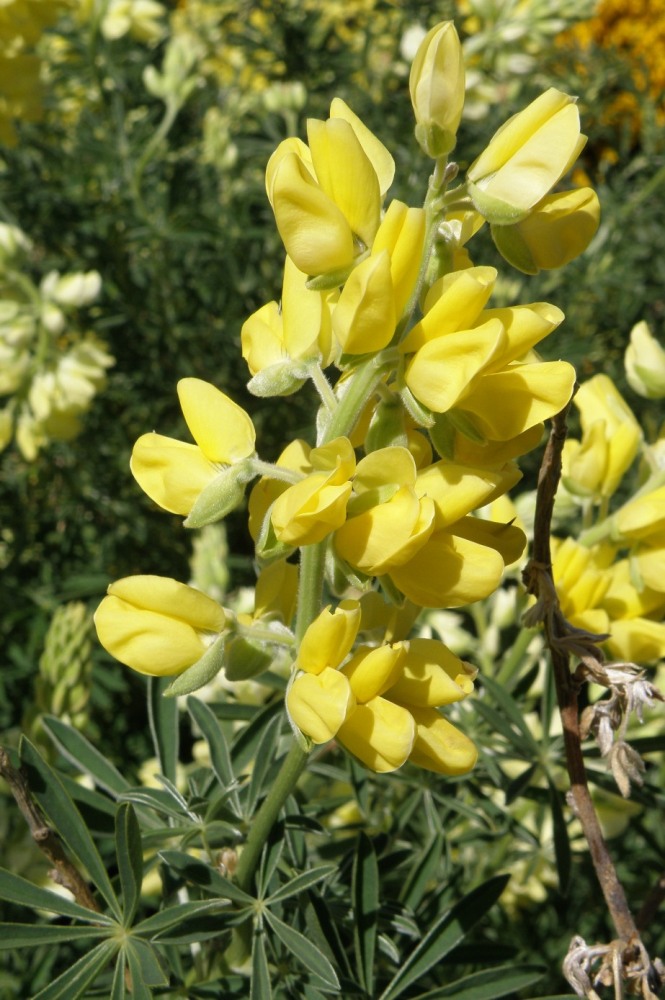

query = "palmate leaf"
(264, 909), (340, 989)
(18, 738), (121, 919)
(124, 937), (168, 990)
(30, 939), (118, 1000)
(115, 803), (143, 926)
(400, 833), (444, 911)
(133, 898), (240, 938)
(378, 875), (510, 1000)
(147, 676), (179, 784)
(250, 927), (272, 1000)
(41, 716), (132, 798)
(0, 924), (111, 948)
(353, 832), (379, 996)
(245, 713), (283, 818)
(264, 864), (336, 905)
(187, 696), (238, 807)
(158, 849), (255, 905)
(0, 868), (115, 925)
(409, 963), (546, 998)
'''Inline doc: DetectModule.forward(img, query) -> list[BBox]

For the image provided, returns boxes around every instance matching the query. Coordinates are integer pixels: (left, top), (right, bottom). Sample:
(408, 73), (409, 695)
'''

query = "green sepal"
(447, 407), (487, 443)
(398, 385), (435, 428)
(491, 222), (539, 275)
(306, 262), (356, 291)
(185, 462), (254, 528)
(468, 179), (531, 226)
(247, 361), (308, 398)
(414, 121), (456, 159)
(254, 504), (295, 563)
(364, 397), (408, 453)
(163, 634), (227, 697)
(224, 635), (274, 682)
(428, 412), (457, 460)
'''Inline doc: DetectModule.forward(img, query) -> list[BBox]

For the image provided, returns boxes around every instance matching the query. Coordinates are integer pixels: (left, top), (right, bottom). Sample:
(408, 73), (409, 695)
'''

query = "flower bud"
(625, 321), (665, 399)
(409, 21), (465, 157)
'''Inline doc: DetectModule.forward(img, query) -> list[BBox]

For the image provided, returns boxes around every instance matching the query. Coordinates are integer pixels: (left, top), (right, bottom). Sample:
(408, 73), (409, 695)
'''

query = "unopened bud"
(409, 21), (465, 157)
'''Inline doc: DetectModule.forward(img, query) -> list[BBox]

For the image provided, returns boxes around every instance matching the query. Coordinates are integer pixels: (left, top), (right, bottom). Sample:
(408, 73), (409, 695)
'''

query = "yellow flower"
(491, 187), (600, 274)
(332, 250), (396, 354)
(294, 600), (361, 675)
(564, 375), (641, 500)
(248, 438), (312, 542)
(131, 378), (256, 519)
(409, 21), (465, 156)
(467, 89), (586, 224)
(241, 256), (337, 376)
(271, 437), (355, 545)
(625, 321), (665, 399)
(405, 708), (478, 775)
(371, 200), (426, 318)
(404, 293), (574, 440)
(95, 575), (225, 676)
(551, 538), (611, 635)
(386, 638), (476, 706)
(266, 100), (393, 276)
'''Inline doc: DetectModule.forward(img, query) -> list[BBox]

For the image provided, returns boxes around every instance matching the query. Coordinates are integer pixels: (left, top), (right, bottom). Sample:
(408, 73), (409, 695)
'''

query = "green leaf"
(264, 909), (340, 989)
(353, 832), (378, 996)
(265, 865), (336, 905)
(479, 675), (540, 752)
(158, 850), (256, 905)
(0, 924), (111, 948)
(187, 696), (240, 814)
(400, 833), (444, 911)
(245, 714), (283, 818)
(19, 738), (121, 919)
(378, 875), (510, 1000)
(250, 927), (272, 1000)
(31, 940), (118, 1000)
(41, 716), (132, 798)
(410, 963), (546, 998)
(231, 701), (283, 772)
(116, 803), (143, 926)
(147, 676), (179, 784)
(504, 763), (539, 805)
(0, 868), (115, 924)
(134, 899), (240, 937)
(110, 949), (126, 1000)
(124, 937), (168, 989)
(547, 776), (571, 897)
(118, 786), (191, 820)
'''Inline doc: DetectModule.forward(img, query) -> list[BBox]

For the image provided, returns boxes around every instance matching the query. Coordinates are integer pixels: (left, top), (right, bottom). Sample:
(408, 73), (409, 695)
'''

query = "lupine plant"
(1, 19), (664, 1000)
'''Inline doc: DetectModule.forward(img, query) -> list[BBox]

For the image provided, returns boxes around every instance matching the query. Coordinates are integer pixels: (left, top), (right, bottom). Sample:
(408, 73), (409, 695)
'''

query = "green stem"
(295, 540), (327, 643)
(234, 739), (309, 894)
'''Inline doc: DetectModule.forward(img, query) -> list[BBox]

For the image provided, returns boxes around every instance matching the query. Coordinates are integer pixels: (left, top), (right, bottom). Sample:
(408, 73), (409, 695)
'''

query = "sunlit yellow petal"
(407, 707), (478, 774)
(286, 668), (355, 743)
(307, 117), (381, 250)
(338, 697), (415, 772)
(178, 378), (255, 463)
(342, 642), (408, 703)
(389, 529), (505, 608)
(295, 600), (361, 674)
(329, 97), (395, 196)
(131, 433), (216, 515)
(388, 638), (475, 706)
(457, 362), (575, 440)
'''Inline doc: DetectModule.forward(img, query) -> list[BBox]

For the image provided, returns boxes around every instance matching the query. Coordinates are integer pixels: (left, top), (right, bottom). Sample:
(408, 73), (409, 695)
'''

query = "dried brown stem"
(523, 406), (661, 993)
(0, 746), (102, 913)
